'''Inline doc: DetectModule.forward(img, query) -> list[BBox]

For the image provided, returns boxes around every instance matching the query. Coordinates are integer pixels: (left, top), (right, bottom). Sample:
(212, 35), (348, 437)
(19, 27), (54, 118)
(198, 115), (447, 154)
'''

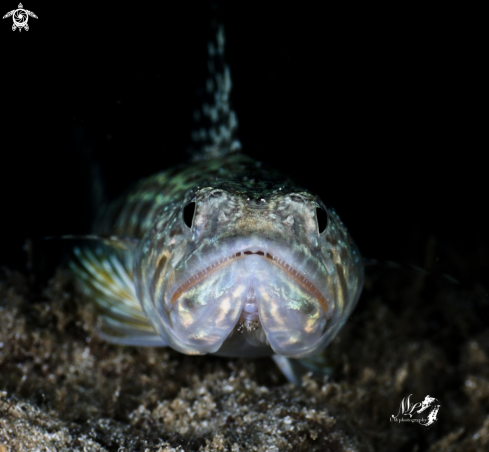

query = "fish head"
(135, 182), (364, 358)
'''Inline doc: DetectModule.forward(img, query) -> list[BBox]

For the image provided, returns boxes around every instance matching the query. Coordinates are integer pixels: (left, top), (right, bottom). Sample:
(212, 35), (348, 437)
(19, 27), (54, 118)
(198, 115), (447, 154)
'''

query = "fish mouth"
(159, 242), (336, 357)
(170, 249), (330, 317)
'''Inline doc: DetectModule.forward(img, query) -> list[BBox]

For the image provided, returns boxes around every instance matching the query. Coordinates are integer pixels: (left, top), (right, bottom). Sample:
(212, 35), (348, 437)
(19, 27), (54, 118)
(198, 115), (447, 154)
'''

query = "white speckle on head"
(283, 215), (294, 227)
(218, 210), (228, 223)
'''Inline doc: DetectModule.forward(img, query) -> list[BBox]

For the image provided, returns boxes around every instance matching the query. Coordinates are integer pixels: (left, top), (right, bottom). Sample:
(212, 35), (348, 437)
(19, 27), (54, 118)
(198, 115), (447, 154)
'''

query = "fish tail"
(189, 10), (242, 160)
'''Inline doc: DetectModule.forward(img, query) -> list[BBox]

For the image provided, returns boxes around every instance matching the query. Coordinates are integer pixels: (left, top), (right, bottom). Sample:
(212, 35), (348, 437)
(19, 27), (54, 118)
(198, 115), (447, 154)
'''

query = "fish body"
(71, 23), (364, 383)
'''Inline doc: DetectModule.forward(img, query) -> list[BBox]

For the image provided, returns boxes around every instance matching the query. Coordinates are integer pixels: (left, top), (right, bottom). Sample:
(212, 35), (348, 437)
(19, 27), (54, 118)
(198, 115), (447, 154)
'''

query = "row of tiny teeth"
(171, 248), (305, 306)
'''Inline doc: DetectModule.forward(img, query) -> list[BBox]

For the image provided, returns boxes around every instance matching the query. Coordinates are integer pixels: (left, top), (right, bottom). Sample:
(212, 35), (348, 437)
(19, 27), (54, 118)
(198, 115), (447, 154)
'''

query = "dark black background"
(1, 2), (485, 282)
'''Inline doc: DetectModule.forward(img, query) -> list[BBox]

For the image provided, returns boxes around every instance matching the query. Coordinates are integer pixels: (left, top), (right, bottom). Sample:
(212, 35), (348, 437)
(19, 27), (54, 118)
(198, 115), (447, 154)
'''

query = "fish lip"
(166, 239), (331, 318)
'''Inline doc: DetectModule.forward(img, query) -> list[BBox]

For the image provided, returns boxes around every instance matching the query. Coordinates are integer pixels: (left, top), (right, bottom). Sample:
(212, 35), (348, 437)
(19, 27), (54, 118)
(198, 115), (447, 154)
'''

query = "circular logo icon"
(13, 9), (27, 27)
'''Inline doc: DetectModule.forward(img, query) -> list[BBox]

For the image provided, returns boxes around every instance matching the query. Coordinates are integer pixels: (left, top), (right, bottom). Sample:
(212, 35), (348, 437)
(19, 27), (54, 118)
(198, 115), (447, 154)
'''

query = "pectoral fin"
(272, 354), (333, 386)
(70, 238), (167, 347)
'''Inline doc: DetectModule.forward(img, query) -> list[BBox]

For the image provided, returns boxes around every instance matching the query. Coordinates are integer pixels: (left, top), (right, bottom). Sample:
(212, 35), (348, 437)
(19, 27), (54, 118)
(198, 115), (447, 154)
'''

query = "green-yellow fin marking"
(70, 239), (167, 347)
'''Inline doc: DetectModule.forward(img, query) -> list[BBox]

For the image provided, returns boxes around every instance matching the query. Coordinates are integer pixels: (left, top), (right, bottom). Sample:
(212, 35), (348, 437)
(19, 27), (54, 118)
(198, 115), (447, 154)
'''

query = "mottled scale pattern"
(95, 154), (296, 239)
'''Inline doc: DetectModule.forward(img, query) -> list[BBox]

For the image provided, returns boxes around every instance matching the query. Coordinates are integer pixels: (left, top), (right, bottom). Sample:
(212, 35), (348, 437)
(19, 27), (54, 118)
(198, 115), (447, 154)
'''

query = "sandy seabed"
(1, 240), (488, 452)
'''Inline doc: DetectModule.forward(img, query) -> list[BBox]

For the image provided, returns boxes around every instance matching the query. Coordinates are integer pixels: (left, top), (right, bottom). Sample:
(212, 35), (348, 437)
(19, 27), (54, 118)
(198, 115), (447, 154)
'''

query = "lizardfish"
(70, 23), (364, 385)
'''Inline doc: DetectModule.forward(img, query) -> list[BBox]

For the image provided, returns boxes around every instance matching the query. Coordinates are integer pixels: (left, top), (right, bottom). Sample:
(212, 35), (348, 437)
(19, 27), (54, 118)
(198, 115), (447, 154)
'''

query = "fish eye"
(183, 201), (196, 228)
(316, 206), (328, 234)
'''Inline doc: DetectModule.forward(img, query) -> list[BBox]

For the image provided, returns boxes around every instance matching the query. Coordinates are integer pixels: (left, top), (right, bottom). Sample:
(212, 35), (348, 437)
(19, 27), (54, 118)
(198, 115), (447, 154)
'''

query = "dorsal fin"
(189, 15), (242, 161)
